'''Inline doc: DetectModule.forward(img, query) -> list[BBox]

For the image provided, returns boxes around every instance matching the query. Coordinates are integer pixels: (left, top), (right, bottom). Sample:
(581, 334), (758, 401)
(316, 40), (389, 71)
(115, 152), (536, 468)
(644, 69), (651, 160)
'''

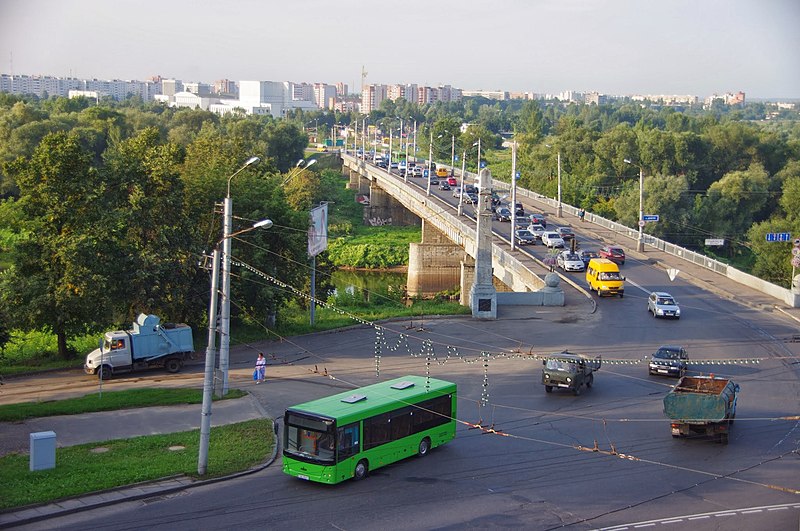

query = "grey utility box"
(30, 431), (56, 471)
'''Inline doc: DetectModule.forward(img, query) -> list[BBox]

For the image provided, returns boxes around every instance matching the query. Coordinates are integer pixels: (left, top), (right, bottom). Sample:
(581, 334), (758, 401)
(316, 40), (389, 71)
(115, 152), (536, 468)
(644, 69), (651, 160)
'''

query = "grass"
(0, 418), (273, 509)
(0, 387), (247, 422)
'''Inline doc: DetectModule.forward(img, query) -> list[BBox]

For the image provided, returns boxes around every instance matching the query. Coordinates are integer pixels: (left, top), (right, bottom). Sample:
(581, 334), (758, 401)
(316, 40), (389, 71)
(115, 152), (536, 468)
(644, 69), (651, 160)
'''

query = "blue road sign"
(515, 171), (521, 180)
(642, 215), (659, 222)
(766, 232), (792, 242)
(480, 161), (487, 168)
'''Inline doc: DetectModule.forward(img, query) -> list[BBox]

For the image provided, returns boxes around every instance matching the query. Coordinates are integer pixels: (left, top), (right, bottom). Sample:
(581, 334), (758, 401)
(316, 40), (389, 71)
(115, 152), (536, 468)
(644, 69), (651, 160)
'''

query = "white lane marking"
(596, 503), (800, 530)
(624, 277), (651, 296)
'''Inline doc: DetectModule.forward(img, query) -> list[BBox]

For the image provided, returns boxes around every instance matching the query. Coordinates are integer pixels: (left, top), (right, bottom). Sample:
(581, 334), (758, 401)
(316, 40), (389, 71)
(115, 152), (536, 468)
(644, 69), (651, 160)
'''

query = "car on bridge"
(542, 232), (565, 248)
(647, 291), (681, 319)
(557, 251), (585, 272)
(452, 187), (462, 198)
(438, 181), (451, 191)
(556, 226), (575, 241)
(599, 245), (626, 265)
(578, 249), (600, 266)
(495, 207), (512, 222)
(436, 167), (449, 177)
(447, 176), (458, 186)
(515, 229), (537, 245)
(528, 213), (547, 227)
(428, 175), (439, 185)
(527, 224), (546, 239)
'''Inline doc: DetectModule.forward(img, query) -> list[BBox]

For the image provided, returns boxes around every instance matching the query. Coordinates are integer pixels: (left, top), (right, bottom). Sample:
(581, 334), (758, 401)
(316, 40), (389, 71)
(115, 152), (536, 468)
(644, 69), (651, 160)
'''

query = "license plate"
(671, 428), (680, 436)
(298, 475), (309, 481)
(557, 384), (569, 388)
(658, 370), (669, 374)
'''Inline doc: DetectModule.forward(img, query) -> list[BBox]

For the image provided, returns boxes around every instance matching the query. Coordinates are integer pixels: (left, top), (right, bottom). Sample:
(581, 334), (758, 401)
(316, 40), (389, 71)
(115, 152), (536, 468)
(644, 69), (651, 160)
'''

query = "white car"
(557, 251), (585, 272)
(541, 232), (565, 248)
(527, 224), (546, 239)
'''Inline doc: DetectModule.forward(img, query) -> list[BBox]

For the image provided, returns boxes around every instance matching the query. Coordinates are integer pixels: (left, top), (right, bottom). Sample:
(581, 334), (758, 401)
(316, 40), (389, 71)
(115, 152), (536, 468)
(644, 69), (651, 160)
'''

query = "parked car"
(542, 232), (565, 248)
(515, 229), (537, 245)
(647, 291), (681, 319)
(438, 181), (451, 190)
(599, 245), (626, 265)
(648, 345), (688, 377)
(557, 251), (585, 272)
(556, 226), (575, 241)
(527, 224), (546, 239)
(577, 249), (599, 266)
(447, 176), (457, 186)
(528, 213), (546, 227)
(495, 207), (512, 222)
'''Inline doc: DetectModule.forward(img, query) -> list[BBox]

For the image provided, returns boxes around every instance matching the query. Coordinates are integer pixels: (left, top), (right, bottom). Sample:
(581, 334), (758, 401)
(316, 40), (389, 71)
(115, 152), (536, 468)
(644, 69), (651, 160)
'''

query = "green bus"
(282, 375), (457, 484)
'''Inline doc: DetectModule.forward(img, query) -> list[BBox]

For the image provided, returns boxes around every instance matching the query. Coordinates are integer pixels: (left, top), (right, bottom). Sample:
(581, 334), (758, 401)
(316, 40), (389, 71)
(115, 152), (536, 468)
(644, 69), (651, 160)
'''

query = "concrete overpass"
(341, 154), (561, 308)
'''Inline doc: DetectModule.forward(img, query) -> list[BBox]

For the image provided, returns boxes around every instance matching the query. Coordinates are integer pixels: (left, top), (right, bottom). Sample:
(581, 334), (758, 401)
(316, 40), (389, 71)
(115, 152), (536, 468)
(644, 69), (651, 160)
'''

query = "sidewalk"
(0, 395), (275, 528)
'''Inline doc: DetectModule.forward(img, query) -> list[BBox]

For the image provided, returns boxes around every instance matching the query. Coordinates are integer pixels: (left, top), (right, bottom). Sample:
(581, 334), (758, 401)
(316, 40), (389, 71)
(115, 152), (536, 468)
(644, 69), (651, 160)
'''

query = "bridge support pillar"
(407, 220), (463, 298)
(364, 184), (420, 226)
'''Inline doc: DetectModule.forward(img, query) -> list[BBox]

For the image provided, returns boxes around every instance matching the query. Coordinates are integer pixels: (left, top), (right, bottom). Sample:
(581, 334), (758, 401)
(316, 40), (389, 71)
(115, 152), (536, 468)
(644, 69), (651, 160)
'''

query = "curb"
(0, 397), (278, 528)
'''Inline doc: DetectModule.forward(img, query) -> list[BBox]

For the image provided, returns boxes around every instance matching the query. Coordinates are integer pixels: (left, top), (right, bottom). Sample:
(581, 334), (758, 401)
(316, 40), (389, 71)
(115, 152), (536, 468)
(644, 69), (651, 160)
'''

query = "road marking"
(597, 503), (800, 530)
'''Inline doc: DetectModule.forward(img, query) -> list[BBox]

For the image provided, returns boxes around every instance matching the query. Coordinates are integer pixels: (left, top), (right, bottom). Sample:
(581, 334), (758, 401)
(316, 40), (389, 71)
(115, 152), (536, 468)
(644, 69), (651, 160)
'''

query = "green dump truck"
(541, 351), (602, 396)
(663, 375), (739, 444)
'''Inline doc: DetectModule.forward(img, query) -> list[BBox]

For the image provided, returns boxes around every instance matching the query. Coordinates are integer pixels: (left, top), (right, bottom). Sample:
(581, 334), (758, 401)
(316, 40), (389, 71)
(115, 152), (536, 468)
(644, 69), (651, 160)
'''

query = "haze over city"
(1, 0), (799, 99)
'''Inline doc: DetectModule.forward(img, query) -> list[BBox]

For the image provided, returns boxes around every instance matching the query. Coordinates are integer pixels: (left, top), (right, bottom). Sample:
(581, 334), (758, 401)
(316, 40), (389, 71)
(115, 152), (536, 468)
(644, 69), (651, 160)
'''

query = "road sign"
(642, 215), (659, 222)
(794, 238), (800, 246)
(515, 171), (521, 180)
(638, 220), (646, 227)
(705, 238), (725, 246)
(792, 256), (800, 268)
(667, 268), (680, 281)
(454, 155), (459, 161)
(792, 247), (800, 256)
(766, 232), (792, 242)
(480, 161), (487, 168)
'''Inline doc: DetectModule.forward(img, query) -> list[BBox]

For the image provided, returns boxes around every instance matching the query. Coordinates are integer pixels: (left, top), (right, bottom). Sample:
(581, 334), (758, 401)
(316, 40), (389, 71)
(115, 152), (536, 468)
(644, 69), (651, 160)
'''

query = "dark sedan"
(495, 207), (512, 222)
(514, 229), (537, 245)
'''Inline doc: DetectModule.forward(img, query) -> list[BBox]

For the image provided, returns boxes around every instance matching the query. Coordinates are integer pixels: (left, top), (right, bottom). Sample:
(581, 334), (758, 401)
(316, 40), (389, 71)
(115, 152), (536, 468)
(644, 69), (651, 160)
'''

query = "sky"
(1, 0), (799, 99)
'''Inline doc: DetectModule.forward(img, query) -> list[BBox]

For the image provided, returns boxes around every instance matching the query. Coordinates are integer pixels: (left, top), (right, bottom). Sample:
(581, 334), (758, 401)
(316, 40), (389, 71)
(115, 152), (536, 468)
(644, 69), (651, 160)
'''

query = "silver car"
(541, 232), (565, 248)
(557, 251), (585, 272)
(647, 291), (681, 319)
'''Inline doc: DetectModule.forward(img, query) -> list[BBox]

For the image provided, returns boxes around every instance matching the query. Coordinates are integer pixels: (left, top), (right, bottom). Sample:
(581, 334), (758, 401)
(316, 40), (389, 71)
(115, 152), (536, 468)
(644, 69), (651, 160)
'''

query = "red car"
(447, 176), (457, 186)
(599, 245), (626, 265)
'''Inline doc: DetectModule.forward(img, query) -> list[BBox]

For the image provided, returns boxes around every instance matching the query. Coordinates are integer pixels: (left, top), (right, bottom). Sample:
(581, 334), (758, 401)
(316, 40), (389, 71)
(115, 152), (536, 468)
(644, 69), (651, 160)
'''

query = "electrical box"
(30, 431), (56, 471)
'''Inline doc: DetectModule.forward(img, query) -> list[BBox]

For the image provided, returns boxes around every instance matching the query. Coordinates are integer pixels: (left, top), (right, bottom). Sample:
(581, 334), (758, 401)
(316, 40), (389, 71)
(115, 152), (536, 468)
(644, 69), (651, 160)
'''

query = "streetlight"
(282, 158), (317, 185)
(624, 158), (645, 252)
(219, 156), (261, 397)
(545, 144), (562, 218)
(426, 131), (444, 196)
(199, 217), (272, 475)
(458, 149), (466, 216)
(510, 140), (518, 250)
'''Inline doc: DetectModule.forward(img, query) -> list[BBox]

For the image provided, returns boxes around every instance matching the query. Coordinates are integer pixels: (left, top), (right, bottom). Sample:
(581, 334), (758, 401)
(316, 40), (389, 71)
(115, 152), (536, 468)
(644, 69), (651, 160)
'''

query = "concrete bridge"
(341, 153), (561, 309)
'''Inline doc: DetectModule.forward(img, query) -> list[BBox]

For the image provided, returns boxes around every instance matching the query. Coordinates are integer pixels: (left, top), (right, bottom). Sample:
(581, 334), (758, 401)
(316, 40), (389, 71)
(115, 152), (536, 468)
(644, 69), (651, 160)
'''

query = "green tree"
(0, 132), (112, 359)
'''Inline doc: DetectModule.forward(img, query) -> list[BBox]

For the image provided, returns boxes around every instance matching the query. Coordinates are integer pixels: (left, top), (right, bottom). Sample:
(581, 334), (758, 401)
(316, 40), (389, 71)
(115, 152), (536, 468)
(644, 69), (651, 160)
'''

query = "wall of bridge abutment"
(407, 221), (463, 298)
(363, 184), (421, 227)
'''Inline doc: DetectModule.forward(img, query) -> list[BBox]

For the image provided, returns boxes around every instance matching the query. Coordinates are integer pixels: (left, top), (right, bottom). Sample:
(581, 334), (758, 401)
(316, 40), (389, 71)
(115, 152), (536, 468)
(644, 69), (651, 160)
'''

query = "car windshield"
(565, 253), (579, 260)
(655, 348), (682, 360)
(611, 248), (624, 255)
(545, 359), (577, 372)
(598, 272), (621, 281)
(657, 297), (675, 305)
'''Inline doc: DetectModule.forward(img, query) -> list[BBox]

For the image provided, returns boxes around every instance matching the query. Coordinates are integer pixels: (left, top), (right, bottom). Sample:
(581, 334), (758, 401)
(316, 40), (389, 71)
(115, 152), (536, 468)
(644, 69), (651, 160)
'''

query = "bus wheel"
(418, 437), (431, 457)
(354, 460), (368, 481)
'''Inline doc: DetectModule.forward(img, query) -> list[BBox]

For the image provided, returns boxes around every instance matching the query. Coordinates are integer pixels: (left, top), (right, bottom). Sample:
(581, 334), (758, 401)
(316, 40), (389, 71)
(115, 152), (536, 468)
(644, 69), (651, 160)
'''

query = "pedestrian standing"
(255, 352), (267, 384)
(579, 208), (586, 222)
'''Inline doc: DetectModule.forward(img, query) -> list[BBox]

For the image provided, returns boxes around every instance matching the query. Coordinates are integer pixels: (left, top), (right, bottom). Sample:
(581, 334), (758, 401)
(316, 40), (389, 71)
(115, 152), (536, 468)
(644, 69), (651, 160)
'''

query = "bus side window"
(337, 423), (359, 461)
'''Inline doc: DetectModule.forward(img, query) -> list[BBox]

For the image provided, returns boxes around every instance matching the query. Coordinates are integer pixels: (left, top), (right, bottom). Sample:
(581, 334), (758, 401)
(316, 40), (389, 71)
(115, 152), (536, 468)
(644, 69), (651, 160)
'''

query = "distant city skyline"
(1, 0), (798, 99)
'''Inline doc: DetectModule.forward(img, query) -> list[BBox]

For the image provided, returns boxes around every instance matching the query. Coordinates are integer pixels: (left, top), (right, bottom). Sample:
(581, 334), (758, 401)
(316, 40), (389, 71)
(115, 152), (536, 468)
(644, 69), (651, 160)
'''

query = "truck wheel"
(586, 374), (594, 388)
(99, 366), (112, 380)
(165, 358), (182, 373)
(545, 385), (553, 393)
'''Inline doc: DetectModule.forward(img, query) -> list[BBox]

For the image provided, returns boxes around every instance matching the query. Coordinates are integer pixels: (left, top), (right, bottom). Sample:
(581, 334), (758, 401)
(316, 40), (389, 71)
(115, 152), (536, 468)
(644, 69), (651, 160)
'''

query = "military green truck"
(663, 375), (739, 444)
(541, 351), (602, 395)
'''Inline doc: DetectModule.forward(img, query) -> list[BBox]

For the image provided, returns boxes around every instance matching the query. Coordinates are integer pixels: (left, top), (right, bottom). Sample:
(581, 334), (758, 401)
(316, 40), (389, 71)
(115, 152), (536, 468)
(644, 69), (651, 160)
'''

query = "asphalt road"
(7, 163), (800, 529)
(16, 284), (800, 529)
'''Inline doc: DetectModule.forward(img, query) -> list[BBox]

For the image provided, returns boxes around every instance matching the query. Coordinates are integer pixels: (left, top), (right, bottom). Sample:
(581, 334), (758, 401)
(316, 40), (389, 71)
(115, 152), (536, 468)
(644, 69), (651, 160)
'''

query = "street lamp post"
(219, 156), (260, 397)
(545, 144), (562, 218)
(199, 217), (272, 475)
(427, 129), (434, 196)
(450, 133), (455, 173)
(458, 150), (466, 216)
(624, 158), (645, 252)
(510, 140), (517, 251)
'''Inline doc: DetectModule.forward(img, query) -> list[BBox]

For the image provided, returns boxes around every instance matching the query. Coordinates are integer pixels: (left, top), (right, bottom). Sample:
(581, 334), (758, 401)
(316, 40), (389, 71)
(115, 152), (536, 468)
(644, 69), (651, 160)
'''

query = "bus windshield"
(284, 413), (335, 463)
